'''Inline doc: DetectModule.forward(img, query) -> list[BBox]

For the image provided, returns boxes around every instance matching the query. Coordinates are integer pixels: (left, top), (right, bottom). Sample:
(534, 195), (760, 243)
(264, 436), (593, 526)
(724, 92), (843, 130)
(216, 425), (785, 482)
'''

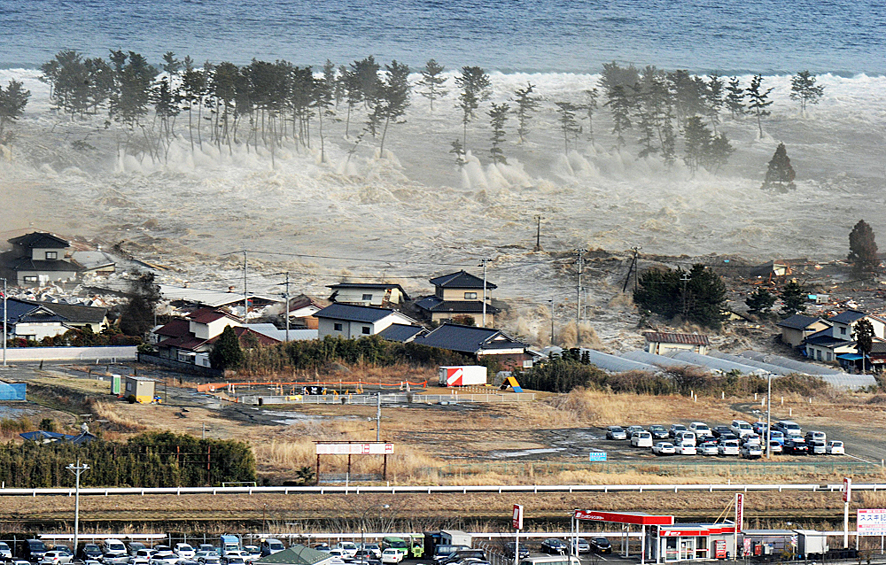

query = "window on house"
(362, 326), (371, 335)
(362, 294), (373, 301)
(333, 323), (343, 331)
(816, 350), (822, 361)
(45, 251), (57, 260)
(826, 352), (832, 361)
(840, 327), (846, 335)
(464, 292), (478, 299)
(23, 276), (37, 283)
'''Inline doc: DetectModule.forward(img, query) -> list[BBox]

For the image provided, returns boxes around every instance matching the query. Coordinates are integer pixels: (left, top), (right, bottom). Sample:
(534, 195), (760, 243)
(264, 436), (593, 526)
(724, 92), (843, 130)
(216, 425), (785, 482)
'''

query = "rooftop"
(429, 270), (497, 290)
(314, 303), (397, 323)
(644, 332), (710, 346)
(415, 323), (526, 354)
(830, 310), (868, 324)
(777, 314), (826, 330)
(8, 232), (70, 249)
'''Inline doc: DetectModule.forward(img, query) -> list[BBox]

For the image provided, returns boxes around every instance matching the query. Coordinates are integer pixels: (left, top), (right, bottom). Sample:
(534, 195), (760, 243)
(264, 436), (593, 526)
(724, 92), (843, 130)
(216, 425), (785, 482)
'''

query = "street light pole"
(360, 503), (390, 559)
(1, 277), (6, 367)
(66, 460), (89, 554)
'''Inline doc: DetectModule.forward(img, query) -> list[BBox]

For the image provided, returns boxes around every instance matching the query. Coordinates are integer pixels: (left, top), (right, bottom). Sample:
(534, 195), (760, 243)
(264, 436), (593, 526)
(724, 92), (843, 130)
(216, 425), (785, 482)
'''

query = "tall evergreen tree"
(633, 264), (727, 329)
(314, 64), (336, 163)
(705, 73), (724, 133)
(854, 319), (874, 372)
(417, 59), (447, 111)
(761, 143), (796, 192)
(512, 82), (539, 144)
(725, 76), (745, 119)
(682, 116), (712, 174)
(746, 74), (773, 138)
(119, 272), (161, 338)
(779, 280), (806, 315)
(0, 80), (31, 140)
(583, 88), (599, 144)
(454, 66), (491, 148)
(554, 101), (581, 154)
(847, 219), (879, 275)
(790, 70), (824, 117)
(210, 325), (244, 370)
(605, 85), (632, 148)
(746, 287), (776, 317)
(488, 102), (509, 164)
(375, 60), (410, 157)
(450, 139), (466, 169)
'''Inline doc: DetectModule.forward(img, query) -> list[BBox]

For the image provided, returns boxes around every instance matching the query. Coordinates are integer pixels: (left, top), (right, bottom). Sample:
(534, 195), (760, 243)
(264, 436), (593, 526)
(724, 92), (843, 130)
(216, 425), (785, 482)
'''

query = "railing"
(1, 482), (884, 497)
(240, 392), (535, 405)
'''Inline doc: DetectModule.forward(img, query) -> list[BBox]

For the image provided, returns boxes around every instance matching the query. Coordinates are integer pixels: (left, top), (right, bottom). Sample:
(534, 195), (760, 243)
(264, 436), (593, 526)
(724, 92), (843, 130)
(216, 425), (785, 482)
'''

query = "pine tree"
(745, 288), (776, 317)
(449, 139), (466, 168)
(779, 280), (806, 315)
(725, 76), (745, 119)
(454, 66), (492, 148)
(0, 80), (30, 140)
(854, 319), (874, 371)
(119, 272), (161, 338)
(314, 64), (336, 163)
(376, 60), (410, 157)
(761, 143), (796, 192)
(512, 82), (539, 144)
(209, 326), (244, 370)
(682, 116), (712, 174)
(746, 74), (773, 138)
(417, 59), (447, 111)
(790, 70), (824, 117)
(705, 74), (724, 133)
(583, 88), (599, 144)
(554, 101), (581, 154)
(848, 219), (879, 275)
(488, 102), (509, 164)
(605, 85), (632, 147)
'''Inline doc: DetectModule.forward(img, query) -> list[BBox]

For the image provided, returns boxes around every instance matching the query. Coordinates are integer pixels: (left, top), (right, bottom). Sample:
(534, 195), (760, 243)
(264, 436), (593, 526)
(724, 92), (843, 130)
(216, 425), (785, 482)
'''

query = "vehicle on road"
(652, 442), (676, 456)
(380, 550), (403, 565)
(502, 543), (529, 561)
(740, 444), (762, 459)
(569, 539), (590, 554)
(675, 442), (697, 455)
(605, 426), (627, 440)
(689, 422), (712, 438)
(631, 431), (653, 448)
(730, 420), (753, 437)
(589, 538), (612, 555)
(668, 424), (687, 438)
(810, 440), (827, 455)
(718, 440), (740, 456)
(648, 425), (669, 440)
(784, 438), (809, 455)
(805, 431), (826, 443)
(540, 539), (567, 555)
(699, 441), (719, 456)
(827, 440), (845, 455)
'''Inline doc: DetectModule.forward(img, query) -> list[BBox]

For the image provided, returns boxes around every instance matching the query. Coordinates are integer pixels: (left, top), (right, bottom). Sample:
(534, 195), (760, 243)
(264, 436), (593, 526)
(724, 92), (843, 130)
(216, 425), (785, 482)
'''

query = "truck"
(439, 530), (472, 548)
(220, 535), (242, 556)
(438, 366), (487, 387)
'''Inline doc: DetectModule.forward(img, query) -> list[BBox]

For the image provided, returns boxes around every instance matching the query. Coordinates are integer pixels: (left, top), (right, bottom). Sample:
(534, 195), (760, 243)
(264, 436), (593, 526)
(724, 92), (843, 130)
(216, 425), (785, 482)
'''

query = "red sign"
(844, 477), (852, 503)
(574, 510), (674, 525)
(512, 504), (523, 530)
(735, 493), (744, 532)
(660, 525), (736, 537)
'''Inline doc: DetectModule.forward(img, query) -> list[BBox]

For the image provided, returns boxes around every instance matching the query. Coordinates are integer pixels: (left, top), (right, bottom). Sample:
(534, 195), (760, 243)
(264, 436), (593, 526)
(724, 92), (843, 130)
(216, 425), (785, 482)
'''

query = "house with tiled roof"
(803, 310), (886, 364)
(327, 282), (409, 308)
(151, 307), (267, 365)
(414, 323), (531, 369)
(415, 270), (499, 327)
(777, 314), (831, 348)
(2, 232), (82, 286)
(644, 332), (710, 355)
(378, 323), (426, 343)
(315, 303), (417, 339)
(2, 298), (110, 341)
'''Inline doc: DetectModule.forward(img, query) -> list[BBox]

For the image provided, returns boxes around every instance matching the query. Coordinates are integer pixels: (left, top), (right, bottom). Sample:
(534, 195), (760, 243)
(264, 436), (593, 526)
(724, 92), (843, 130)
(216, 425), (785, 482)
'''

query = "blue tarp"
(837, 354), (864, 360)
(0, 382), (26, 401)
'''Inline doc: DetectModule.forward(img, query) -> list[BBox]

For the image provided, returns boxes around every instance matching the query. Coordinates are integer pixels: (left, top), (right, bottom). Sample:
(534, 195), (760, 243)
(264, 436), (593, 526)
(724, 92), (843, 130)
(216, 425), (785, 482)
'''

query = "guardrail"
(0, 482), (883, 497)
(240, 392), (536, 405)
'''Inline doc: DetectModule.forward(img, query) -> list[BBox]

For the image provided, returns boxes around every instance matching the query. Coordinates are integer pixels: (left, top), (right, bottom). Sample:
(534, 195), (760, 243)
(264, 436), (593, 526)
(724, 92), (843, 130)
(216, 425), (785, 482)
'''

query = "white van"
(675, 431), (697, 446)
(630, 431), (653, 448)
(730, 420), (753, 437)
(520, 557), (581, 565)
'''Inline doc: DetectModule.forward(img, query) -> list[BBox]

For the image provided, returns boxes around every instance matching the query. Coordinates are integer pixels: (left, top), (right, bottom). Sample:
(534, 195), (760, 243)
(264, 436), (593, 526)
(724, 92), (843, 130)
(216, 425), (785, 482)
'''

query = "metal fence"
(240, 392), (536, 405)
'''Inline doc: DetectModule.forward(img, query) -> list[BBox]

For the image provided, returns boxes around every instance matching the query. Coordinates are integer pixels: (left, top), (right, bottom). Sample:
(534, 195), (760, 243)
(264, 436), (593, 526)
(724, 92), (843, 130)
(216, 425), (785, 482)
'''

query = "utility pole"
(575, 249), (587, 325)
(632, 246), (641, 290)
(66, 460), (89, 554)
(242, 251), (248, 323)
(376, 392), (381, 442)
(534, 215), (543, 251)
(549, 298), (555, 346)
(281, 272), (291, 343)
(1, 277), (6, 367)
(478, 258), (490, 327)
(680, 272), (691, 316)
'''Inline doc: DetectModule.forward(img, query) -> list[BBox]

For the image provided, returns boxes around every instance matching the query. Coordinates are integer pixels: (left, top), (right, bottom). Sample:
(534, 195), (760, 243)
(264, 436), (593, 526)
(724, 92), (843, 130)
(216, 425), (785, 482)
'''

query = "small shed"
(124, 376), (156, 403)
(644, 332), (710, 355)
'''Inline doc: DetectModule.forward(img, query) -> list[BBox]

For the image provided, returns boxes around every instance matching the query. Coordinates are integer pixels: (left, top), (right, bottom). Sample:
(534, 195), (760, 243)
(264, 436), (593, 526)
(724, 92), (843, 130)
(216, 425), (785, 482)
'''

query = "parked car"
(625, 426), (645, 438)
(784, 438), (809, 455)
(79, 545), (103, 561)
(220, 558), (245, 565)
(631, 431), (653, 448)
(676, 442), (697, 455)
(260, 541), (285, 558)
(0, 543), (12, 561)
(128, 545), (148, 557)
(569, 539), (590, 554)
(769, 430), (785, 445)
(605, 426), (627, 440)
(23, 540), (49, 563)
(775, 420), (802, 438)
(730, 420), (753, 437)
(699, 441), (719, 456)
(540, 539), (567, 555)
(380, 550), (403, 565)
(39, 552), (73, 565)
(589, 538), (612, 554)
(768, 440), (783, 454)
(718, 432), (739, 442)
(312, 546), (331, 554)
(334, 544), (357, 560)
(740, 444), (763, 459)
(675, 431), (697, 446)
(648, 425), (669, 440)
(752, 421), (768, 435)
(827, 440), (845, 455)
(197, 547), (217, 557)
(805, 431), (826, 443)
(351, 557), (380, 565)
(359, 545), (381, 560)
(502, 543), (529, 560)
(439, 550), (486, 565)
(432, 546), (470, 563)
(175, 546), (196, 560)
(149, 554), (180, 565)
(689, 422), (712, 438)
(718, 440), (740, 456)
(326, 550), (350, 562)
(810, 440), (827, 455)
(131, 559), (151, 565)
(712, 425), (732, 438)
(652, 442), (676, 456)
(668, 424), (687, 438)
(742, 433), (761, 447)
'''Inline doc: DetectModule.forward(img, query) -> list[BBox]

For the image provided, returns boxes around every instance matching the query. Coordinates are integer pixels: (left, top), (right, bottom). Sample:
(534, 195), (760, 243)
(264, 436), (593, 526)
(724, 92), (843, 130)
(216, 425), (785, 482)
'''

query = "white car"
(827, 440), (845, 455)
(675, 442), (697, 455)
(718, 440), (740, 456)
(242, 547), (261, 562)
(741, 444), (763, 459)
(675, 431), (697, 446)
(631, 431), (653, 448)
(149, 554), (180, 565)
(689, 422), (712, 438)
(326, 550), (350, 561)
(335, 543), (358, 559)
(652, 442), (676, 455)
(381, 549), (403, 564)
(768, 440), (783, 454)
(730, 420), (753, 437)
(175, 546), (196, 560)
(0, 543), (12, 560)
(699, 441), (719, 456)
(40, 552), (73, 565)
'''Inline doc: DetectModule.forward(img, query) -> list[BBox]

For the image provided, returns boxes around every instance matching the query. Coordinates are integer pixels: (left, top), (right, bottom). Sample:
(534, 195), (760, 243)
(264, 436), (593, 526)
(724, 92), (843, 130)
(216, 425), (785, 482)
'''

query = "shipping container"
(438, 366), (487, 387)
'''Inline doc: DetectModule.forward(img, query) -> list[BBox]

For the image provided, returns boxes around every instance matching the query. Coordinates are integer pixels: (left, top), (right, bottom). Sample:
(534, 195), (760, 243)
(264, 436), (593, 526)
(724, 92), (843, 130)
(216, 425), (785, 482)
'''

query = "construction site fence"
(430, 459), (882, 479)
(196, 380), (428, 393)
(239, 392), (536, 405)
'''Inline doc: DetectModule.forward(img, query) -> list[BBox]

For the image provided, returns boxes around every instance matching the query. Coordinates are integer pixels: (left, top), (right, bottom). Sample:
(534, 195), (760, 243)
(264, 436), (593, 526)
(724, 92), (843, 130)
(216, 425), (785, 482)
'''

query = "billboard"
(857, 509), (886, 536)
(512, 504), (524, 530)
(589, 451), (607, 462)
(316, 443), (394, 455)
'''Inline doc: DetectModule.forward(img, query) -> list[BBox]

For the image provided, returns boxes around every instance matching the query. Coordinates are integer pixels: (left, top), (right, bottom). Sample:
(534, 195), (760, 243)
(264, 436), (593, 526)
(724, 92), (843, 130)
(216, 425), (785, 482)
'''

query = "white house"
(315, 303), (418, 339)
(327, 282), (409, 308)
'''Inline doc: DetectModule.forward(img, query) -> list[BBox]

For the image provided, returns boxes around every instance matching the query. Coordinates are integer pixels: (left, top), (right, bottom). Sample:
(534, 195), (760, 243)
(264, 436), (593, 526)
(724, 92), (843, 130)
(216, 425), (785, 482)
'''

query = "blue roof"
(314, 303), (395, 323)
(830, 310), (867, 324)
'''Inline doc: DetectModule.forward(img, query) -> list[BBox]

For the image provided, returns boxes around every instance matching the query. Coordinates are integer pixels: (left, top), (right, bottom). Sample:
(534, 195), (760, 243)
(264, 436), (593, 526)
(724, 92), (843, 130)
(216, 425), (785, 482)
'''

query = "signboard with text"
(315, 443), (394, 455)
(512, 504), (524, 530)
(735, 493), (744, 532)
(588, 451), (607, 462)
(843, 477), (852, 503)
(857, 509), (886, 536)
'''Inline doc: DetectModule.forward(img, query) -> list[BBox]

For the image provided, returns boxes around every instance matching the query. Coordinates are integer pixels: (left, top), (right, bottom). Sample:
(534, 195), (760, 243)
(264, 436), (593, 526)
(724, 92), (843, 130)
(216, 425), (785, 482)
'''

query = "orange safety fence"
(196, 380), (428, 393)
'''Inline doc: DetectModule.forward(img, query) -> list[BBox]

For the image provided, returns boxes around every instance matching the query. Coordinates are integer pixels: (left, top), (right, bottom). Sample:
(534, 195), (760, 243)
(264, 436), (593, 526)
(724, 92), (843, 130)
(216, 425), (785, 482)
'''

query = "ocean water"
(1, 0), (885, 74)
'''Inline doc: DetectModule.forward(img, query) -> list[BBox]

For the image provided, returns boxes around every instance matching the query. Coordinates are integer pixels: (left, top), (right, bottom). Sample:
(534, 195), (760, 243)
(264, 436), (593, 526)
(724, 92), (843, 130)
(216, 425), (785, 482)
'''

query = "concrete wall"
(2, 346), (137, 362)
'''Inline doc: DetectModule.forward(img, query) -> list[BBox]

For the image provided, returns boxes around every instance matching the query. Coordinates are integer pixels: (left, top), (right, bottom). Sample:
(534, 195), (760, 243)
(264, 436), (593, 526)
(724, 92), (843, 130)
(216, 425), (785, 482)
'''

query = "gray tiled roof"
(258, 546), (332, 565)
(314, 303), (395, 323)
(777, 314), (824, 330)
(429, 270), (497, 290)
(414, 323), (526, 354)
(830, 310), (867, 324)
(415, 296), (501, 314)
(378, 324), (425, 342)
(8, 232), (70, 249)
